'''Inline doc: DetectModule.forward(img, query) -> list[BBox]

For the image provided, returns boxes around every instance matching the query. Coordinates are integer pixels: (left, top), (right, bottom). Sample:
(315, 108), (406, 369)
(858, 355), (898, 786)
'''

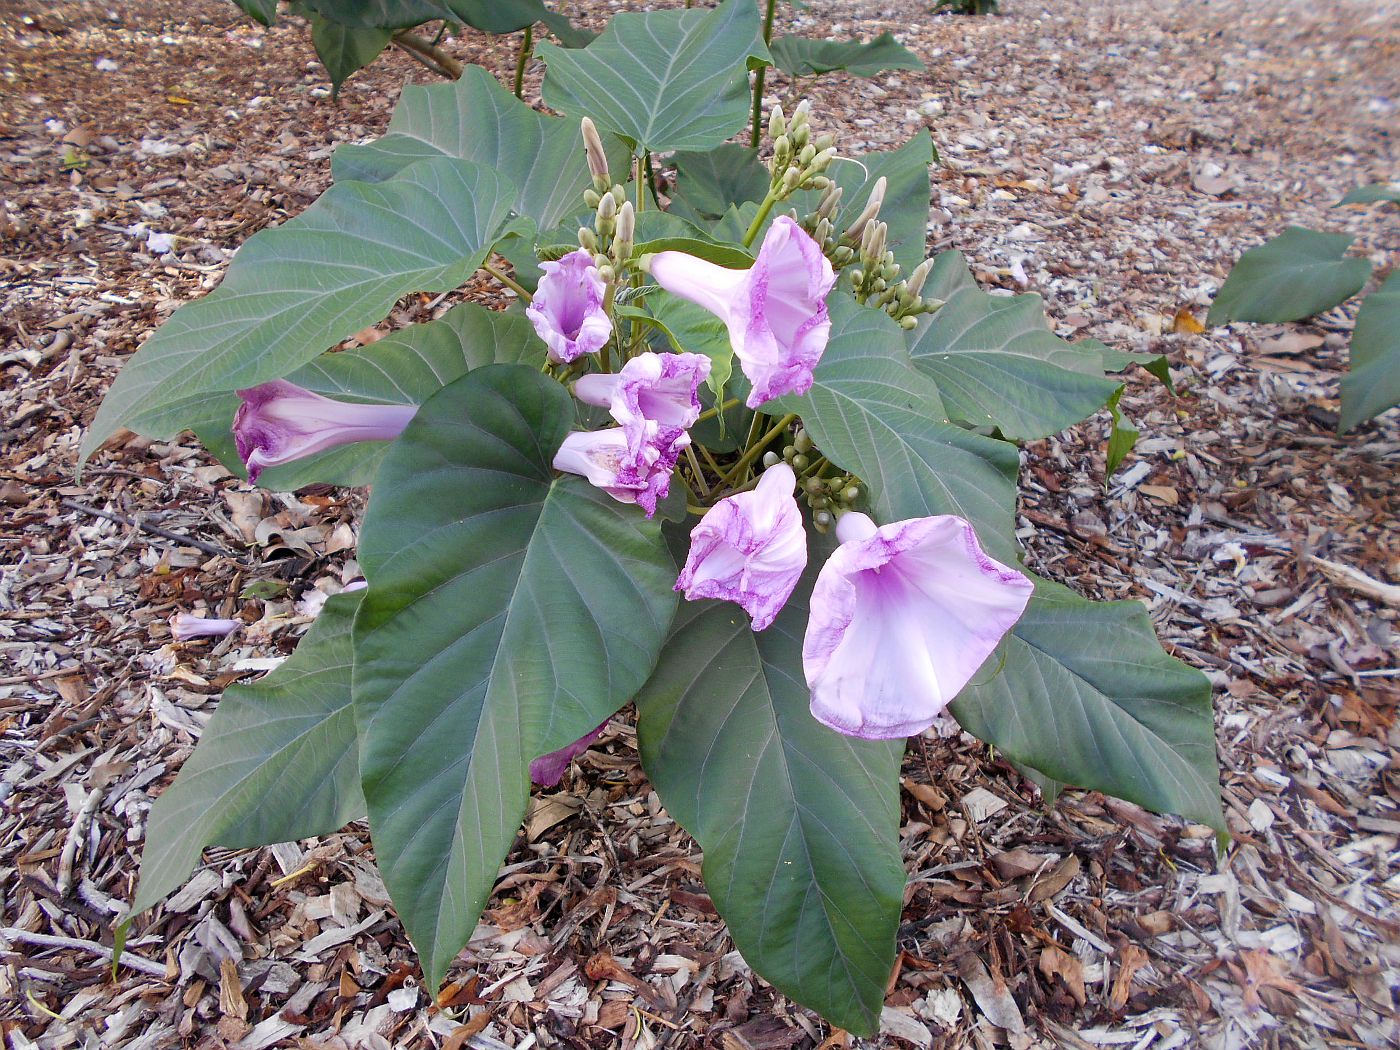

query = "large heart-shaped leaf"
(668, 144), (771, 226)
(302, 0), (544, 33)
(768, 32), (924, 77)
(1339, 270), (1400, 431)
(907, 278), (1120, 440)
(1336, 182), (1400, 206)
(83, 158), (518, 463)
(635, 533), (905, 1037)
(128, 591), (366, 918)
(307, 12), (391, 94)
(537, 0), (767, 154)
(332, 65), (625, 232)
(952, 577), (1224, 834)
(353, 365), (677, 985)
(1207, 226), (1371, 326)
(772, 296), (1021, 562)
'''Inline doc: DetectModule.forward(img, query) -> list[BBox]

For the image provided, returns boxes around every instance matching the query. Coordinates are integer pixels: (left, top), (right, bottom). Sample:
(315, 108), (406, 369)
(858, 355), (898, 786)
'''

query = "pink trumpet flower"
(574, 350), (710, 472)
(650, 216), (835, 408)
(171, 613), (242, 641)
(530, 723), (607, 787)
(527, 249), (612, 364)
(552, 427), (674, 517)
(675, 463), (806, 631)
(803, 512), (1033, 740)
(233, 380), (415, 483)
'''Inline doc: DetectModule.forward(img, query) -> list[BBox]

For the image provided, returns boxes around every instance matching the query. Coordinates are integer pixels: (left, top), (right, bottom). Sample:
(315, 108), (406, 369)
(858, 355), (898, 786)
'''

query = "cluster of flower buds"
(760, 427), (863, 533)
(801, 178), (856, 268)
(767, 101), (836, 201)
(577, 118), (635, 277)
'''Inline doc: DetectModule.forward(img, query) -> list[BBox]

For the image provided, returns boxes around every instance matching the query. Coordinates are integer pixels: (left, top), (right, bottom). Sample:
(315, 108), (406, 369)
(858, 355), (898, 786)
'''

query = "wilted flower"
(171, 613), (242, 641)
(530, 722), (607, 787)
(650, 216), (835, 407)
(553, 427), (673, 517)
(234, 380), (415, 483)
(527, 249), (612, 364)
(803, 512), (1033, 740)
(575, 351), (710, 473)
(674, 463), (806, 630)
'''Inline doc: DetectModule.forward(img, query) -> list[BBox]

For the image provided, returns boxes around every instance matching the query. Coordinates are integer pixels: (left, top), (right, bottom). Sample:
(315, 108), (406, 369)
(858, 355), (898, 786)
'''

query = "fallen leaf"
(1139, 483), (1179, 505)
(1039, 945), (1087, 1006)
(1253, 330), (1325, 356)
(1109, 944), (1150, 1010)
(1172, 307), (1205, 334)
(958, 954), (1025, 1034)
(1231, 948), (1304, 1011)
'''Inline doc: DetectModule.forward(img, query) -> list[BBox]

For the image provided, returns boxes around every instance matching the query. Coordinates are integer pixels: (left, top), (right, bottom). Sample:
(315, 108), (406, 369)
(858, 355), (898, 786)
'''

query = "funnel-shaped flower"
(675, 463), (806, 630)
(575, 351), (710, 474)
(530, 722), (607, 787)
(650, 216), (835, 408)
(527, 249), (612, 364)
(553, 427), (674, 517)
(234, 380), (415, 483)
(171, 613), (242, 641)
(804, 513), (1033, 740)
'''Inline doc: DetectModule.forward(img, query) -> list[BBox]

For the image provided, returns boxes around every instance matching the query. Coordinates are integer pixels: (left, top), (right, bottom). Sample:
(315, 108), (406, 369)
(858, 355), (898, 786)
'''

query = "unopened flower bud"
(612, 200), (635, 261)
(578, 227), (598, 252)
(596, 191), (616, 229)
(832, 246), (855, 265)
(828, 476), (847, 493)
(611, 185), (627, 208)
(790, 99), (810, 135)
(782, 168), (801, 192)
(791, 453), (809, 470)
(793, 430), (813, 453)
(769, 104), (786, 140)
(763, 450), (781, 468)
(813, 133), (836, 152)
(805, 477), (825, 495)
(843, 485), (860, 503)
(850, 269), (864, 286)
(772, 134), (791, 171)
(782, 445), (797, 462)
(845, 176), (887, 243)
(817, 182), (843, 221)
(810, 175), (831, 190)
(798, 144), (816, 167)
(814, 510), (832, 528)
(809, 147), (836, 172)
(583, 188), (601, 208)
(899, 314), (919, 330)
(905, 257), (934, 298)
(581, 117), (610, 185)
(597, 262), (615, 283)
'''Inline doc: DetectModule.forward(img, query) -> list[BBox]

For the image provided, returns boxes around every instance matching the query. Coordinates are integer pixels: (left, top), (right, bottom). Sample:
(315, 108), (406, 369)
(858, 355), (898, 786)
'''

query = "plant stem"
(742, 190), (778, 248)
(513, 25), (533, 99)
(694, 397), (742, 424)
(644, 153), (661, 209)
(483, 261), (531, 302)
(684, 446), (711, 499)
(749, 0), (777, 147)
(392, 30), (463, 79)
(717, 412), (796, 490)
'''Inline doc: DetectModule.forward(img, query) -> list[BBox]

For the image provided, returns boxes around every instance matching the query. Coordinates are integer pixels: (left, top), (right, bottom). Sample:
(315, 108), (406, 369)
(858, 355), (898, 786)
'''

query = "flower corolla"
(674, 463), (806, 630)
(527, 249), (612, 364)
(650, 217), (835, 407)
(803, 512), (1033, 739)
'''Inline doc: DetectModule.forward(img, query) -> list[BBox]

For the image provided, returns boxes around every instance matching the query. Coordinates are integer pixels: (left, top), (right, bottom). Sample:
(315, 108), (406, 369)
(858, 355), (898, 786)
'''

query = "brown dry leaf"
(1232, 948), (1304, 1011)
(903, 777), (948, 811)
(991, 848), (1052, 880)
(524, 793), (582, 842)
(958, 954), (1026, 1035)
(1139, 484), (1180, 505)
(1039, 945), (1087, 1006)
(218, 957), (247, 1022)
(1109, 944), (1150, 1010)
(1028, 855), (1080, 903)
(442, 1011), (492, 1049)
(1253, 330), (1326, 356)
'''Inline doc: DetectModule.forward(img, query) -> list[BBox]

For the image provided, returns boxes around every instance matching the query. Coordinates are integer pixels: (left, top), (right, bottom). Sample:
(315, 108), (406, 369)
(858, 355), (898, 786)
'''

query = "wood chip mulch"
(2, 0), (1397, 1046)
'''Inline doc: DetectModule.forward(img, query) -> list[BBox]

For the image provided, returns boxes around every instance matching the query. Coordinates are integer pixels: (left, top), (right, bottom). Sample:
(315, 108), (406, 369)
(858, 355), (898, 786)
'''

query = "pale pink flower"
(530, 723), (607, 787)
(552, 428), (673, 517)
(233, 380), (415, 483)
(574, 351), (710, 480)
(650, 216), (835, 407)
(803, 512), (1033, 740)
(675, 463), (806, 631)
(527, 249), (612, 364)
(171, 613), (242, 641)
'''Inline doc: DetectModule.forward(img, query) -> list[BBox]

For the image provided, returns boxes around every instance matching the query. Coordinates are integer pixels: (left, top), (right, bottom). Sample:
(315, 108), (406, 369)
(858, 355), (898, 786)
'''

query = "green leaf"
(128, 591), (366, 917)
(353, 365), (677, 986)
(773, 296), (1021, 562)
(538, 0), (767, 154)
(951, 577), (1225, 834)
(232, 0), (278, 24)
(768, 32), (924, 77)
(921, 249), (977, 303)
(1104, 386), (1139, 476)
(332, 66), (625, 233)
(1207, 226), (1371, 326)
(302, 0), (544, 33)
(668, 144), (770, 225)
(632, 237), (753, 271)
(645, 292), (735, 398)
(795, 132), (934, 273)
(907, 285), (1121, 440)
(308, 13), (392, 95)
(83, 157), (518, 463)
(1339, 270), (1400, 431)
(1336, 182), (1400, 206)
(635, 533), (905, 1037)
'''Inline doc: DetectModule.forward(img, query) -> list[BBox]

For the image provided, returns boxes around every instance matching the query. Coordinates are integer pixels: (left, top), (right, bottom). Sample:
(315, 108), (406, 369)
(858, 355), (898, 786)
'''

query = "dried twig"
(1308, 554), (1400, 607)
(59, 498), (240, 560)
(56, 785), (103, 896)
(0, 927), (167, 978)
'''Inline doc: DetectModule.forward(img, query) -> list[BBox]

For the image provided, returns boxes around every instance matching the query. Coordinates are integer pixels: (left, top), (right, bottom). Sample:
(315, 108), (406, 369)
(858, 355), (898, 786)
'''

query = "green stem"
(694, 397), (742, 424)
(483, 261), (531, 303)
(644, 153), (661, 209)
(513, 25), (533, 99)
(742, 190), (779, 248)
(749, 0), (777, 147)
(717, 413), (797, 490)
(684, 446), (711, 499)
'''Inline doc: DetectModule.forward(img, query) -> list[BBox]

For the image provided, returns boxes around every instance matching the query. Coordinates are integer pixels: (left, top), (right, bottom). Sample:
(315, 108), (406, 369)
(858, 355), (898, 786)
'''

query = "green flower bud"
(798, 144), (816, 167)
(805, 477), (825, 495)
(809, 147), (836, 173)
(782, 445), (797, 462)
(812, 133), (836, 153)
(772, 135), (791, 171)
(843, 485), (860, 504)
(828, 476), (847, 493)
(769, 104), (786, 140)
(905, 257), (933, 298)
(578, 227), (598, 252)
(763, 450), (781, 468)
(832, 246), (855, 265)
(814, 510), (832, 528)
(581, 116), (610, 184)
(899, 314), (919, 330)
(597, 192), (616, 223)
(597, 262), (615, 283)
(791, 453), (809, 470)
(583, 188), (601, 208)
(810, 175), (831, 191)
(793, 430), (813, 453)
(810, 495), (828, 510)
(782, 167), (801, 193)
(844, 176), (886, 244)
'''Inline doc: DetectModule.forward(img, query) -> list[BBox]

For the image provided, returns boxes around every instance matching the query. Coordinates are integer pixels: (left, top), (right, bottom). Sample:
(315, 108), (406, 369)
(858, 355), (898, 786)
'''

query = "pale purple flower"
(650, 216), (835, 408)
(530, 722), (607, 787)
(233, 380), (415, 483)
(574, 351), (710, 480)
(803, 512), (1033, 740)
(674, 463), (806, 630)
(527, 249), (612, 364)
(171, 613), (242, 641)
(552, 427), (673, 517)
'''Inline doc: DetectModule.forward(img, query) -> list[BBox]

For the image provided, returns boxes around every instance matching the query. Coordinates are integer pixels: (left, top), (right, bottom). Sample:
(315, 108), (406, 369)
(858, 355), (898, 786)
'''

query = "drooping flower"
(674, 463), (806, 631)
(803, 512), (1033, 740)
(552, 427), (673, 517)
(530, 722), (607, 787)
(650, 216), (835, 408)
(527, 249), (612, 364)
(233, 380), (415, 483)
(171, 613), (242, 641)
(574, 351), (710, 475)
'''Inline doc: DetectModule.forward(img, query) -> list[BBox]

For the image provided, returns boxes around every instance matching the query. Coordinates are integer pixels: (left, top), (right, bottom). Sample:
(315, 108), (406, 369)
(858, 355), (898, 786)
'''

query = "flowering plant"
(88, 0), (1223, 1033)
